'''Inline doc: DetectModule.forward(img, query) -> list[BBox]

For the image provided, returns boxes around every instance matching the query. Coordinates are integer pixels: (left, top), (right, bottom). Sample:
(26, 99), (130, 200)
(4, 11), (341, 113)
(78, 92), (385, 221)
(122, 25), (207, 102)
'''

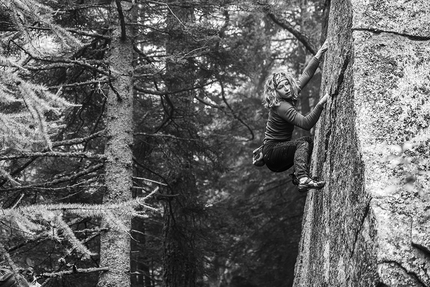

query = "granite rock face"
(293, 1), (430, 286)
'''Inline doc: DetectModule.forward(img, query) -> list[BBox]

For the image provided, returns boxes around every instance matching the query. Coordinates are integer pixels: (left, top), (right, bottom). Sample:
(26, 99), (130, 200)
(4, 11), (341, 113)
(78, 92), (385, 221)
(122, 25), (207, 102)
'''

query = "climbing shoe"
(298, 177), (325, 192)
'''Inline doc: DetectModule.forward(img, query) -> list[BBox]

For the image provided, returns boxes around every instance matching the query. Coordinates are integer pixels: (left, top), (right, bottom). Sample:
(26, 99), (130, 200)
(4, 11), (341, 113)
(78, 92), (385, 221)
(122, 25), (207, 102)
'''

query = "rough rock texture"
(293, 1), (430, 286)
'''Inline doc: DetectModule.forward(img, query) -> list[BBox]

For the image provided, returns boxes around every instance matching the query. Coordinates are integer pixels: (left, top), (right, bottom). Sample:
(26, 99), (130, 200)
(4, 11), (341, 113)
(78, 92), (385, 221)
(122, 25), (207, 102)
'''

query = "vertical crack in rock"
(331, 53), (350, 98)
(380, 261), (427, 287)
(350, 198), (371, 258)
(323, 53), (350, 162)
(323, 127), (331, 163)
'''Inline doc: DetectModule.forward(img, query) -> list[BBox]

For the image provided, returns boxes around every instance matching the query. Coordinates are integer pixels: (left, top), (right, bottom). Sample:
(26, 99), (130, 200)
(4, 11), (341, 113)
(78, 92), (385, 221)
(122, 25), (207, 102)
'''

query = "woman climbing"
(262, 40), (329, 192)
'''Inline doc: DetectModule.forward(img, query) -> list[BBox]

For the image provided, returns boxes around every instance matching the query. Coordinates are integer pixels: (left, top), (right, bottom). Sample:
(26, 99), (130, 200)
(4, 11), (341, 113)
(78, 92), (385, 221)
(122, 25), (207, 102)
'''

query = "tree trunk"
(97, 24), (134, 287)
(294, 0), (430, 286)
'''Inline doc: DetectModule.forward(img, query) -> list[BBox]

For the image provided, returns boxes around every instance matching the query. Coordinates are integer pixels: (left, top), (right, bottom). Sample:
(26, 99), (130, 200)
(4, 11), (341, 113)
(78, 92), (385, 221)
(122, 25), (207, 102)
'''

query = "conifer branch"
(0, 243), (19, 274)
(0, 163), (104, 192)
(74, 227), (108, 234)
(0, 151), (106, 161)
(41, 267), (109, 278)
(25, 61), (108, 76)
(55, 215), (96, 259)
(1, 159), (35, 187)
(1, 198), (160, 215)
(6, 217), (80, 253)
(22, 25), (111, 40)
(52, 130), (105, 147)
(0, 54), (28, 71)
(0, 167), (21, 187)
(55, 218), (102, 261)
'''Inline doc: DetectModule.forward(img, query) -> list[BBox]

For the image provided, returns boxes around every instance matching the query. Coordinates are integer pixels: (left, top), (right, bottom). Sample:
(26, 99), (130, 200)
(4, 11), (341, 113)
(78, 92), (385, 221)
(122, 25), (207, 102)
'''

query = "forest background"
(0, 0), (327, 286)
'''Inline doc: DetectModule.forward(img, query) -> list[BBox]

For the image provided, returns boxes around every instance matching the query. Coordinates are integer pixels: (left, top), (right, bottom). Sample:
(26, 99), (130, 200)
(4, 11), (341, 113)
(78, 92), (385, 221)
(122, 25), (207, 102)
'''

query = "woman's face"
(275, 78), (291, 99)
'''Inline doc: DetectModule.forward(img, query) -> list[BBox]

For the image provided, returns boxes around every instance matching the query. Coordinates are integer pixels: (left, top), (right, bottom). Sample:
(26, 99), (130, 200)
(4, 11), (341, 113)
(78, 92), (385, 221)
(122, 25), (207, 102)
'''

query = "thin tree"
(97, 1), (135, 286)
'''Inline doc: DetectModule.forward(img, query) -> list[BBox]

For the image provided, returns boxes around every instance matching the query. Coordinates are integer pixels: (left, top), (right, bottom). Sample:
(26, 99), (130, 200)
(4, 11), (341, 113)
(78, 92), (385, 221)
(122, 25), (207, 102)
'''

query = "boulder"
(293, 1), (430, 286)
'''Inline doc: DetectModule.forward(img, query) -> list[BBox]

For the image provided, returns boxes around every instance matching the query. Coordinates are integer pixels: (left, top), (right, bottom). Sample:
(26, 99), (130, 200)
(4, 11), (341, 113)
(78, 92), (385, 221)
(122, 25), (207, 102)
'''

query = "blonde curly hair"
(263, 70), (300, 108)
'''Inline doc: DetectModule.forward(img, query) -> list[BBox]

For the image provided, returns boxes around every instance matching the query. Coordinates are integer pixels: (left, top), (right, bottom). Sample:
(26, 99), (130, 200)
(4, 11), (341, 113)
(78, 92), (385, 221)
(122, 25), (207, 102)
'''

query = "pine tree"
(0, 2), (156, 286)
(97, 2), (135, 286)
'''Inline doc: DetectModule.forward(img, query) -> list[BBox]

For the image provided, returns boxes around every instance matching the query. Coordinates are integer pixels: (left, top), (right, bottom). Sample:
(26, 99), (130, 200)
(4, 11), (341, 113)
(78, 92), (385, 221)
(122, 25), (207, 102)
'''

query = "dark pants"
(263, 136), (313, 179)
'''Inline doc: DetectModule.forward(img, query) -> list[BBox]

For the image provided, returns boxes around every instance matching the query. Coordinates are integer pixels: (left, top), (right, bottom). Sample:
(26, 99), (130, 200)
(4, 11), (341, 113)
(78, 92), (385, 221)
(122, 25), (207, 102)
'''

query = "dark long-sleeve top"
(264, 57), (324, 142)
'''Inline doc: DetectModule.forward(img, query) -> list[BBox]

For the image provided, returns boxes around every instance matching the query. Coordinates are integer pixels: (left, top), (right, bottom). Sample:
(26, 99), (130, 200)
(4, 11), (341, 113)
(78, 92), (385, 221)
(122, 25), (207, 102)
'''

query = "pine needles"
(0, 196), (160, 267)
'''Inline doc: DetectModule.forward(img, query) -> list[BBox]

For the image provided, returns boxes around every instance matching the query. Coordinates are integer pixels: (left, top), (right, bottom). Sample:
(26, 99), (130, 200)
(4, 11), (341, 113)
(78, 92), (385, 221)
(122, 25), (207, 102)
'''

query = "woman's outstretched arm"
(298, 40), (328, 90)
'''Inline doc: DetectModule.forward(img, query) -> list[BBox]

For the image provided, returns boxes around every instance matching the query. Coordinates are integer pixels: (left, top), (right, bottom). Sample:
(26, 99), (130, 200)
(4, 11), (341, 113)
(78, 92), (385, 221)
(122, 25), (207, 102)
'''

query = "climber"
(261, 40), (329, 192)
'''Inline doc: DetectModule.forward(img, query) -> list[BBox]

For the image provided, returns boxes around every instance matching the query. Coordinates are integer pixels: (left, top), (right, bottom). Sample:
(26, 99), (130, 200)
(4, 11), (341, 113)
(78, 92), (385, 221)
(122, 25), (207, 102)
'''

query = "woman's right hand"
(315, 40), (328, 60)
(319, 40), (328, 54)
(318, 93), (330, 106)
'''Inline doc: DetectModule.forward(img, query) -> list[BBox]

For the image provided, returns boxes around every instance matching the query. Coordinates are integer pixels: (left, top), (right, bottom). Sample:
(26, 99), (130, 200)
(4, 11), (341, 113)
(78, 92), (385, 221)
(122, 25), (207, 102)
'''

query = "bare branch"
(134, 80), (217, 96)
(0, 163), (104, 192)
(10, 42), (108, 74)
(134, 132), (199, 142)
(267, 13), (316, 55)
(48, 78), (109, 89)
(115, 0), (127, 41)
(132, 176), (168, 186)
(193, 94), (224, 109)
(0, 132), (104, 188)
(60, 3), (110, 11)
(218, 77), (254, 141)
(52, 130), (105, 147)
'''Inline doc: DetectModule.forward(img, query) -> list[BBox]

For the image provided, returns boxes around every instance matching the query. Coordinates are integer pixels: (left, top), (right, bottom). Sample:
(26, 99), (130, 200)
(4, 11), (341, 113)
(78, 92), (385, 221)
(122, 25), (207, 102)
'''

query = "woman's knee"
(299, 137), (314, 152)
